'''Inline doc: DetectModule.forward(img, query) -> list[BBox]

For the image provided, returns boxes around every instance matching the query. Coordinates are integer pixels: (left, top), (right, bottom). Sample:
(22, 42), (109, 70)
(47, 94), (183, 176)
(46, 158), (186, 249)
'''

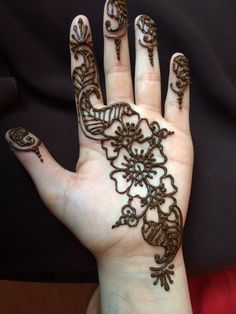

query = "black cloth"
(0, 0), (235, 282)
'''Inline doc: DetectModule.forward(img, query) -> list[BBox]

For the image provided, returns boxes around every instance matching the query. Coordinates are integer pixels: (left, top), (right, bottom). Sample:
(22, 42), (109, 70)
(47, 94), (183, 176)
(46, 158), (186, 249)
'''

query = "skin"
(6, 1), (194, 313)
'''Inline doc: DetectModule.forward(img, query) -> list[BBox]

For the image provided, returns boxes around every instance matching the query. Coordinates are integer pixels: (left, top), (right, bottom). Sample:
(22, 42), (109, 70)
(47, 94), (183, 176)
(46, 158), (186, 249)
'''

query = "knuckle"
(105, 64), (131, 76)
(136, 72), (161, 83)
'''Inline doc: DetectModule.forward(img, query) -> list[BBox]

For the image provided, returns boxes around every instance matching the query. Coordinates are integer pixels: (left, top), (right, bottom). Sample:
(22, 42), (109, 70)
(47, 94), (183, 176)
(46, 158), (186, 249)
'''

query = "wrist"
(97, 249), (192, 314)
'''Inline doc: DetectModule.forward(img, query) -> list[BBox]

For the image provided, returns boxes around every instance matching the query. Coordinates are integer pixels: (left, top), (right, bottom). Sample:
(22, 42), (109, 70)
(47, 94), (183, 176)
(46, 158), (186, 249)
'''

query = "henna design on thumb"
(5, 127), (43, 163)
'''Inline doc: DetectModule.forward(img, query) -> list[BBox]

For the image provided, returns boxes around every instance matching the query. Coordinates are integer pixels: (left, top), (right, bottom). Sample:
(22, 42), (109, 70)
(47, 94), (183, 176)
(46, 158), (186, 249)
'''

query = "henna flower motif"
(102, 115), (153, 159)
(147, 176), (178, 213)
(111, 141), (166, 198)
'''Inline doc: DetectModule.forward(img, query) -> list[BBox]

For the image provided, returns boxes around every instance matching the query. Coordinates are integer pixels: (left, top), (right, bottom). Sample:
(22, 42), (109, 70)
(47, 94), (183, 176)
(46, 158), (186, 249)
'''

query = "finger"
(135, 15), (161, 112)
(164, 53), (190, 131)
(70, 16), (104, 108)
(5, 127), (72, 217)
(104, 0), (134, 104)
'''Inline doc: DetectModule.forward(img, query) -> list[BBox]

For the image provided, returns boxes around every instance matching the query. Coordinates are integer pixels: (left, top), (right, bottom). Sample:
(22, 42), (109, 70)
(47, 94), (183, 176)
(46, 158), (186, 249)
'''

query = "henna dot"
(105, 20), (110, 27)
(134, 162), (145, 172)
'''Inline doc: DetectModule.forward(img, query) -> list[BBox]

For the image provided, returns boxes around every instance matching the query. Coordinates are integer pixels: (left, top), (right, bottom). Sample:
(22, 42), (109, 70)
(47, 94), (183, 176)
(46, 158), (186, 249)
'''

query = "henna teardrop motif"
(105, 0), (128, 60)
(70, 18), (184, 291)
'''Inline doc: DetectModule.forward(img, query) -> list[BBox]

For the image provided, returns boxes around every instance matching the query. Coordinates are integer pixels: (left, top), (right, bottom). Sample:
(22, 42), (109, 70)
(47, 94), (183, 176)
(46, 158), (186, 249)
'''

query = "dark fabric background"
(0, 0), (235, 282)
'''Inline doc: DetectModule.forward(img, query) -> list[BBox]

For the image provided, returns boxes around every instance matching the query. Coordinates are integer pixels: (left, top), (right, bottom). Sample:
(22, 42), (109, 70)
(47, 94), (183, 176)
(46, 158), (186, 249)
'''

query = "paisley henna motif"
(137, 15), (157, 66)
(6, 127), (43, 162)
(70, 18), (183, 291)
(105, 0), (128, 60)
(170, 55), (190, 109)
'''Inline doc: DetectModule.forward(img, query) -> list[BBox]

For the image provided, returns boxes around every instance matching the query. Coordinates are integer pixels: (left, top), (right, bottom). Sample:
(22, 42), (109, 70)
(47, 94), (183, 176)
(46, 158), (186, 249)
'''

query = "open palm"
(6, 1), (193, 291)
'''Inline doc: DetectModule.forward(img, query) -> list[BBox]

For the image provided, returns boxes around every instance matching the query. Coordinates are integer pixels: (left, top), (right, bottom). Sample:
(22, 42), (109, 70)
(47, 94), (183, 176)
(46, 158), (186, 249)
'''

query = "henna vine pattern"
(105, 0), (128, 60)
(137, 15), (157, 67)
(70, 18), (183, 291)
(170, 55), (190, 109)
(6, 127), (43, 162)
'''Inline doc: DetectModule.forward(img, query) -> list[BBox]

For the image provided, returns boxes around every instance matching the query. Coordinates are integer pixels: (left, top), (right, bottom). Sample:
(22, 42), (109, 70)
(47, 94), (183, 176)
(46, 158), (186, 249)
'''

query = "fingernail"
(5, 127), (43, 163)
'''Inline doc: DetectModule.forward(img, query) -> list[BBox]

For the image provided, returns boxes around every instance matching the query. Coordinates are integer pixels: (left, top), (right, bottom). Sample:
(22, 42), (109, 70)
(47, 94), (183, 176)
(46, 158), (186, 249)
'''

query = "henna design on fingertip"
(70, 18), (92, 60)
(170, 55), (190, 109)
(137, 15), (157, 67)
(105, 0), (128, 60)
(71, 18), (183, 291)
(6, 127), (43, 162)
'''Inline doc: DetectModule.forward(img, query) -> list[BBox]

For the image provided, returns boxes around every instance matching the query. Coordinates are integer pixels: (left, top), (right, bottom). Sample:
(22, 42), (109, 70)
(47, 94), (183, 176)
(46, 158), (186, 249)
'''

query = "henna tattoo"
(137, 15), (157, 67)
(105, 0), (128, 60)
(70, 18), (91, 60)
(170, 55), (190, 109)
(6, 127), (43, 162)
(70, 18), (183, 291)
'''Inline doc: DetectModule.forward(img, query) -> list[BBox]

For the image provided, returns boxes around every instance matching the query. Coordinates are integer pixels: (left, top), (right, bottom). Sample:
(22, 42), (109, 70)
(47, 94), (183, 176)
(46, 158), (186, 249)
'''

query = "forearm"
(97, 249), (192, 314)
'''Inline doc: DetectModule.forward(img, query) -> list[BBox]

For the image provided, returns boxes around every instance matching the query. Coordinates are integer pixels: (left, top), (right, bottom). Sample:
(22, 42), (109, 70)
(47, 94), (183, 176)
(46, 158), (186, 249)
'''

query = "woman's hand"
(6, 0), (193, 312)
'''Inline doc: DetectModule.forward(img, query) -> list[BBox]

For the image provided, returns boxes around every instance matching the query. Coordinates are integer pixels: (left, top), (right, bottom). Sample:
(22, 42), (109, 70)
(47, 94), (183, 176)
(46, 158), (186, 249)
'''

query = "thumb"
(5, 127), (72, 216)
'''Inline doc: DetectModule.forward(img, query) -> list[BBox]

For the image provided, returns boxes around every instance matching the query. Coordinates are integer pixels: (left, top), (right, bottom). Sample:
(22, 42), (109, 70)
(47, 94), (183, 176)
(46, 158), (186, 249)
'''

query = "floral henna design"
(170, 55), (190, 109)
(6, 127), (43, 162)
(105, 0), (128, 60)
(137, 15), (157, 67)
(70, 18), (183, 291)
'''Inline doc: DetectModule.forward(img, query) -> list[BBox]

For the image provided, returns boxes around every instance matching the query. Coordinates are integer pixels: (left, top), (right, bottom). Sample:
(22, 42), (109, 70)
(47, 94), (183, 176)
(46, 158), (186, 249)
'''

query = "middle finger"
(135, 15), (162, 113)
(103, 0), (134, 105)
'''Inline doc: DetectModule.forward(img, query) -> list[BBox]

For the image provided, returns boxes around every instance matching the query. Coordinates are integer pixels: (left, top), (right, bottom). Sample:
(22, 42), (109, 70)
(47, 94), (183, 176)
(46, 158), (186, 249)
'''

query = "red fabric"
(188, 269), (236, 314)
